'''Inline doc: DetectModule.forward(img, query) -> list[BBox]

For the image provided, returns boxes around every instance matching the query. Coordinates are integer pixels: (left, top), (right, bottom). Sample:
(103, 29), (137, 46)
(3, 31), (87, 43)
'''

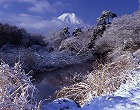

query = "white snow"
(57, 13), (91, 28)
(41, 64), (140, 110)
(58, 13), (82, 24)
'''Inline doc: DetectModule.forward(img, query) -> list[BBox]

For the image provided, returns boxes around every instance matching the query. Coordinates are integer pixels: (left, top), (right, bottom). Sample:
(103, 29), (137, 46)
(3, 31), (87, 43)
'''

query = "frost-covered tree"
(94, 11), (140, 61)
(97, 10), (117, 25)
(44, 29), (70, 52)
(60, 27), (70, 37)
(72, 27), (82, 37)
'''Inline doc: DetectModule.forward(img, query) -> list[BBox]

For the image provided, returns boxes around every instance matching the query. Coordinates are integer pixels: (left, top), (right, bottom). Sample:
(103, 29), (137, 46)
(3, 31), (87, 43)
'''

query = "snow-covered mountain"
(52, 13), (91, 29)
(58, 13), (84, 24)
(57, 13), (91, 28)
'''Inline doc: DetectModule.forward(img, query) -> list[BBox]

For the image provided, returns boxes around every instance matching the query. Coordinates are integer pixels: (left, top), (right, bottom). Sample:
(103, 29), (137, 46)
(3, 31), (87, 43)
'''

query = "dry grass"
(0, 62), (40, 110)
(54, 53), (138, 106)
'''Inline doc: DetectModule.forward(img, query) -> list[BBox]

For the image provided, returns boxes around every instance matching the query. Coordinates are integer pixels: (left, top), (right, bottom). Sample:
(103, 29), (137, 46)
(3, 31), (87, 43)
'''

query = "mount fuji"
(57, 13), (91, 28)
(52, 13), (91, 30)
(58, 13), (88, 25)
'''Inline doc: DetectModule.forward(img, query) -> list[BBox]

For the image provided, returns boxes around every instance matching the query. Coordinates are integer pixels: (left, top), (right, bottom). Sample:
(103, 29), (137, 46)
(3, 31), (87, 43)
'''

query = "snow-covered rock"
(41, 98), (79, 110)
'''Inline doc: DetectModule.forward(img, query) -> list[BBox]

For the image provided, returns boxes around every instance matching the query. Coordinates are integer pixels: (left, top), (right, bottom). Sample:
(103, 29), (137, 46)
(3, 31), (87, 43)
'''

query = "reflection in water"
(33, 60), (94, 101)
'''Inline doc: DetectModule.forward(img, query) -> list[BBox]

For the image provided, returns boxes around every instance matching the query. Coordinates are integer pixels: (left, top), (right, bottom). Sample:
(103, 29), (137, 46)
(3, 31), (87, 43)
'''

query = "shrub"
(11, 47), (36, 72)
(25, 33), (46, 47)
(0, 62), (39, 110)
(53, 53), (138, 106)
(0, 23), (26, 47)
(0, 23), (46, 48)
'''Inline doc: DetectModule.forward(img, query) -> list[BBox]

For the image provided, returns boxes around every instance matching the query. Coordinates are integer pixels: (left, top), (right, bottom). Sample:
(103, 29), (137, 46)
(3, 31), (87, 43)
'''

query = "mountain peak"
(57, 13), (82, 24)
(55, 13), (91, 29)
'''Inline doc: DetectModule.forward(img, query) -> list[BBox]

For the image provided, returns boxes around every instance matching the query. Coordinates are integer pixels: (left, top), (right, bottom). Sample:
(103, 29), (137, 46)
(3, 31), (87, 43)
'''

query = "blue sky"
(0, 0), (139, 35)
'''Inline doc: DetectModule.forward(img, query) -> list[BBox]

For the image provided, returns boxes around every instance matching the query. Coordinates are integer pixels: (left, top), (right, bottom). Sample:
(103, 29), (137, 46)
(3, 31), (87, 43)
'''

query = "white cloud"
(18, 0), (63, 13)
(27, 0), (57, 13)
(0, 0), (74, 34)
(0, 0), (65, 14)
(0, 12), (69, 35)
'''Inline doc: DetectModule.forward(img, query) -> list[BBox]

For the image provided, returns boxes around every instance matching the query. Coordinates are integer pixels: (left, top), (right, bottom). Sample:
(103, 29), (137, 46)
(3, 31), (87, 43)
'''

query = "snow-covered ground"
(41, 66), (140, 110)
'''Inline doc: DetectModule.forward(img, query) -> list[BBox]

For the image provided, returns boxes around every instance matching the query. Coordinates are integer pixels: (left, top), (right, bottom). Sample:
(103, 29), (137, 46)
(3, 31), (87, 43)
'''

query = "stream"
(32, 60), (94, 101)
